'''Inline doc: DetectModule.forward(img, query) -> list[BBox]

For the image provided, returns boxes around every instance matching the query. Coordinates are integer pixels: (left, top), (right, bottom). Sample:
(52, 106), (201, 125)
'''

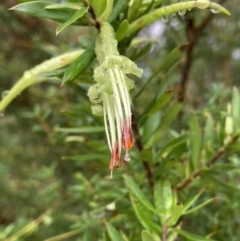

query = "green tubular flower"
(88, 22), (143, 177)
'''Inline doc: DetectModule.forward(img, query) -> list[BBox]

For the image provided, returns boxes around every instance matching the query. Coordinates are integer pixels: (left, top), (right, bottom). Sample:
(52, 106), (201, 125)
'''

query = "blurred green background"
(0, 0), (240, 240)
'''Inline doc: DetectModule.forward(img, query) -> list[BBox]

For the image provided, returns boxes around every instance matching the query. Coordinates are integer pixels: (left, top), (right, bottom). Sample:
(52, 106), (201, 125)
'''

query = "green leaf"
(171, 229), (216, 241)
(116, 20), (129, 41)
(62, 154), (106, 162)
(153, 181), (175, 216)
(127, 1), (230, 35)
(97, 0), (114, 22)
(157, 102), (182, 131)
(188, 114), (201, 170)
(138, 149), (153, 163)
(108, 0), (130, 23)
(56, 7), (88, 35)
(123, 175), (156, 213)
(131, 43), (151, 61)
(0, 50), (83, 111)
(105, 223), (125, 241)
(63, 42), (95, 83)
(141, 230), (157, 241)
(128, 0), (143, 22)
(10, 1), (88, 25)
(183, 198), (215, 215)
(45, 3), (82, 10)
(157, 44), (188, 73)
(203, 114), (215, 159)
(182, 189), (204, 213)
(166, 204), (184, 226)
(142, 112), (161, 144)
(89, 0), (107, 18)
(141, 92), (172, 119)
(134, 45), (186, 99)
(130, 197), (161, 234)
(156, 134), (190, 158)
(54, 126), (104, 133)
(232, 87), (240, 129)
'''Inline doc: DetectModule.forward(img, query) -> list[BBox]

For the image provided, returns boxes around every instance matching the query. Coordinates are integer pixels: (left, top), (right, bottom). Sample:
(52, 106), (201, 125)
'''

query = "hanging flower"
(88, 22), (142, 178)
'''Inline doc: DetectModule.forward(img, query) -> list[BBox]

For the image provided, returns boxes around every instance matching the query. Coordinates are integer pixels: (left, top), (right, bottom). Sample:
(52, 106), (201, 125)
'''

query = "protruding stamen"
(121, 119), (134, 150)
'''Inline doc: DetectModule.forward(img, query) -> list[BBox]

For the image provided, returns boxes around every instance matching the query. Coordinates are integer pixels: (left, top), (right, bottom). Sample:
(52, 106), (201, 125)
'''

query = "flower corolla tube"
(88, 22), (143, 178)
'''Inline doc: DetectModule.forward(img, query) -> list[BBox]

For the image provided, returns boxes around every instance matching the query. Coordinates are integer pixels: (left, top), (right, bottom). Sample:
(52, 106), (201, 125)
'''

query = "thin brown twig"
(176, 134), (239, 191)
(132, 114), (153, 189)
(177, 0), (228, 102)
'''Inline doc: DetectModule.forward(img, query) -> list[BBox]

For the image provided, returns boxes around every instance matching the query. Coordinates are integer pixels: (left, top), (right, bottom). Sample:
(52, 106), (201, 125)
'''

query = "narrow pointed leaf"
(0, 50), (83, 111)
(166, 204), (184, 226)
(10, 1), (89, 25)
(116, 20), (129, 41)
(157, 103), (182, 131)
(45, 3), (82, 10)
(90, 0), (107, 18)
(54, 126), (104, 133)
(141, 92), (172, 118)
(97, 0), (114, 22)
(62, 154), (106, 162)
(157, 134), (190, 158)
(131, 43), (151, 61)
(105, 223), (125, 241)
(43, 229), (81, 241)
(108, 0), (130, 23)
(172, 229), (216, 241)
(130, 197), (161, 233)
(203, 114), (215, 159)
(135, 45), (187, 99)
(56, 7), (87, 35)
(141, 230), (157, 241)
(127, 1), (230, 35)
(183, 198), (215, 215)
(232, 87), (240, 129)
(189, 114), (201, 170)
(128, 0), (143, 22)
(153, 181), (174, 216)
(63, 42), (95, 83)
(123, 175), (155, 212)
(182, 189), (204, 213)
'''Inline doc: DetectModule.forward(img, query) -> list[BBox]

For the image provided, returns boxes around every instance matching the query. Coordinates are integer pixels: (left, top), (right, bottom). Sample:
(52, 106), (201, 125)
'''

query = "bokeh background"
(0, 0), (240, 240)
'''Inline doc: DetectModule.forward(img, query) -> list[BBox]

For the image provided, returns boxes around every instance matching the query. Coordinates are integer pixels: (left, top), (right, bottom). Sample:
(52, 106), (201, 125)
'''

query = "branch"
(176, 134), (239, 191)
(177, 0), (228, 102)
(132, 114), (153, 189)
